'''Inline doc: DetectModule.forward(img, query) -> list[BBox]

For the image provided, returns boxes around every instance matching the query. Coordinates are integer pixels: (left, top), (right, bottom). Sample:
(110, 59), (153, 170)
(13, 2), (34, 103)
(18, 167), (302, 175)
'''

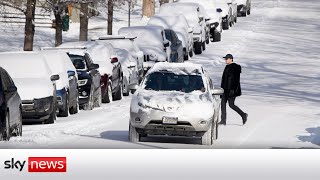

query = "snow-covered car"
(159, 2), (208, 55)
(0, 52), (60, 124)
(40, 50), (79, 117)
(215, 0), (233, 30)
(129, 62), (224, 145)
(164, 29), (184, 63)
(118, 26), (171, 72)
(114, 48), (140, 96)
(0, 67), (22, 141)
(59, 41), (123, 104)
(93, 36), (144, 83)
(236, 0), (251, 16)
(147, 15), (194, 60)
(227, 0), (238, 24)
(176, 0), (223, 42)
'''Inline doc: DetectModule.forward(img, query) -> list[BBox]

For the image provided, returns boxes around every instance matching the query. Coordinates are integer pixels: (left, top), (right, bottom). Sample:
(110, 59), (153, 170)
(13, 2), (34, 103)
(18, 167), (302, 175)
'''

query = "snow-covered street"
(1, 0), (319, 148)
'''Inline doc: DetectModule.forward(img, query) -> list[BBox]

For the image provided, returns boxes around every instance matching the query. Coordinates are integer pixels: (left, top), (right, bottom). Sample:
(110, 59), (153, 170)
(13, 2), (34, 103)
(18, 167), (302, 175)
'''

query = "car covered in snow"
(236, 0), (251, 16)
(129, 62), (224, 145)
(147, 15), (194, 60)
(40, 50), (79, 117)
(114, 48), (140, 96)
(59, 41), (123, 104)
(0, 52), (60, 124)
(227, 0), (238, 24)
(118, 26), (171, 72)
(176, 0), (223, 42)
(215, 0), (233, 30)
(159, 2), (208, 55)
(0, 67), (22, 141)
(92, 36), (144, 83)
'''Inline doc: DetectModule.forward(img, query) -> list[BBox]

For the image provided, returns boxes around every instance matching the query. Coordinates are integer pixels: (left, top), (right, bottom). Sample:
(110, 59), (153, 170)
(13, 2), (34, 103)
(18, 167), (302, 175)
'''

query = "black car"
(237, 0), (251, 17)
(0, 67), (22, 141)
(164, 29), (184, 63)
(68, 53), (102, 110)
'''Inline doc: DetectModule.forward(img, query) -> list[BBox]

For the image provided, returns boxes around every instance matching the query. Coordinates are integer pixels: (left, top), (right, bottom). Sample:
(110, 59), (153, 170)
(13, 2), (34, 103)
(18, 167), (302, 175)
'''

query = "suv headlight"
(78, 79), (88, 86)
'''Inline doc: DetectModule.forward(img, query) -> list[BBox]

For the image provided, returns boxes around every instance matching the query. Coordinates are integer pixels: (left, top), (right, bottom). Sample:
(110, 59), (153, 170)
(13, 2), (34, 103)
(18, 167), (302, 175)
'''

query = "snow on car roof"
(148, 62), (203, 76)
(0, 51), (52, 79)
(118, 26), (165, 47)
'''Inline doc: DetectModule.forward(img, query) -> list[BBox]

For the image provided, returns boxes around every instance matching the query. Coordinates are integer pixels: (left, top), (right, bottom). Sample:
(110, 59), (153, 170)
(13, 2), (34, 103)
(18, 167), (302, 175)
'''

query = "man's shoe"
(242, 113), (248, 125)
(218, 121), (226, 125)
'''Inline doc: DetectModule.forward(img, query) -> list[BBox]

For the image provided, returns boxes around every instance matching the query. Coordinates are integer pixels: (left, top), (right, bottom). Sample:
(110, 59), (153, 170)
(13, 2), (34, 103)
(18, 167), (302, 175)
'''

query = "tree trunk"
(55, 12), (63, 47)
(23, 0), (36, 51)
(142, 0), (155, 18)
(79, 3), (89, 41)
(107, 0), (113, 35)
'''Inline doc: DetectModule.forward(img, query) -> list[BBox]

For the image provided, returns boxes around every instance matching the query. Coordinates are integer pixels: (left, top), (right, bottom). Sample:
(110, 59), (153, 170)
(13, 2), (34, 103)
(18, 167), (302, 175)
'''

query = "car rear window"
(69, 55), (87, 70)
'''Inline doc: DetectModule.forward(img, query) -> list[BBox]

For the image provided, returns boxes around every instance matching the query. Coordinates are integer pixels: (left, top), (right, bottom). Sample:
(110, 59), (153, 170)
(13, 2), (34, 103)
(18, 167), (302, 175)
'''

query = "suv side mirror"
(5, 86), (17, 93)
(188, 27), (193, 33)
(164, 40), (170, 47)
(199, 15), (204, 22)
(89, 63), (99, 70)
(50, 74), (60, 81)
(205, 18), (210, 22)
(216, 8), (223, 13)
(212, 88), (224, 96)
(67, 70), (76, 77)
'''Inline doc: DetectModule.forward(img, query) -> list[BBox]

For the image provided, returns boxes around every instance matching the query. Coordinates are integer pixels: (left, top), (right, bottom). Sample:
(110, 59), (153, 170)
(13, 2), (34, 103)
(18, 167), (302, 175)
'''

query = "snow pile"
(147, 62), (203, 76)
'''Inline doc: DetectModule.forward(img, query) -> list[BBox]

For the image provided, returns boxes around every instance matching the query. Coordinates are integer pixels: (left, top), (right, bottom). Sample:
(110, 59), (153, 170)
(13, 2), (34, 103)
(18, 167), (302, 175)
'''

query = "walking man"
(219, 54), (248, 125)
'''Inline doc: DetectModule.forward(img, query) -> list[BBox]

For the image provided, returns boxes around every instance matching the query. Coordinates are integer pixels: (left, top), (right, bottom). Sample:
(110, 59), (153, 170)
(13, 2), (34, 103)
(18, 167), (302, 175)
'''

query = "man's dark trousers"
(221, 96), (245, 123)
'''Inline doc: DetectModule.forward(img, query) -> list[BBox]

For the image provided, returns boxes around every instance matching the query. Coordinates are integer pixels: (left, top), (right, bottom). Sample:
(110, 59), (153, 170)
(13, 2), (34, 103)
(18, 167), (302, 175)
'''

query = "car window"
(69, 55), (87, 70)
(1, 70), (14, 90)
(84, 53), (93, 65)
(172, 32), (178, 43)
(165, 30), (172, 42)
(143, 72), (205, 93)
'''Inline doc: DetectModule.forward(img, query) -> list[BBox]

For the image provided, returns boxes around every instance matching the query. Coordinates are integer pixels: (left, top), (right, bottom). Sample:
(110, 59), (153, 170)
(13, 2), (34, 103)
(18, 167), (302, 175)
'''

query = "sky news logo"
(4, 157), (67, 172)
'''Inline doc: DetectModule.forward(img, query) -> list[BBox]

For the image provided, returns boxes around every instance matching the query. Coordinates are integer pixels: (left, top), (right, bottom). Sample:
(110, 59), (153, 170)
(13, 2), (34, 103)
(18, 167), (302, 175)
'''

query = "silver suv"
(129, 62), (224, 145)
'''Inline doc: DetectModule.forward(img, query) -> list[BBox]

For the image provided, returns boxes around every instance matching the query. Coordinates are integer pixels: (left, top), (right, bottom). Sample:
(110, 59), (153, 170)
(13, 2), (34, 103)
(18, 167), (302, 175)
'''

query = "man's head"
(223, 54), (233, 65)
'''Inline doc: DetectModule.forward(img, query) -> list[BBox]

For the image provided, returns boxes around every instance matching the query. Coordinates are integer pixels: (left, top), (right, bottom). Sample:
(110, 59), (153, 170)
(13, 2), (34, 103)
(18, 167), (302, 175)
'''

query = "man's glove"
(228, 90), (235, 97)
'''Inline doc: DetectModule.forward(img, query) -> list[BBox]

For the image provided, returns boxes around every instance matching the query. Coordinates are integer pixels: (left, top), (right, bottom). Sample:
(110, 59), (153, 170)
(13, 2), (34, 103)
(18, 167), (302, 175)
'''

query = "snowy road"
(1, 0), (320, 149)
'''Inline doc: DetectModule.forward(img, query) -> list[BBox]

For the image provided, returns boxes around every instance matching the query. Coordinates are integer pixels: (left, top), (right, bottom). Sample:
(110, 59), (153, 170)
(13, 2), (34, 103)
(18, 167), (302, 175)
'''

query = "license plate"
(162, 116), (178, 124)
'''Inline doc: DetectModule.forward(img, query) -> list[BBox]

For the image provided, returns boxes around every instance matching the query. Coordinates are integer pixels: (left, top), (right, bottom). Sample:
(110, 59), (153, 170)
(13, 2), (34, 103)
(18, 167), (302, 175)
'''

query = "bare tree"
(79, 2), (89, 40)
(142, 0), (154, 17)
(107, 0), (113, 35)
(24, 0), (36, 51)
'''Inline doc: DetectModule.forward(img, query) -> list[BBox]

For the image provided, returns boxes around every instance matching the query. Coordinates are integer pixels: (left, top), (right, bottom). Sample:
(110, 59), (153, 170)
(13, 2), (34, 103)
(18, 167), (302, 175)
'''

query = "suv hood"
(14, 78), (54, 100)
(134, 90), (214, 119)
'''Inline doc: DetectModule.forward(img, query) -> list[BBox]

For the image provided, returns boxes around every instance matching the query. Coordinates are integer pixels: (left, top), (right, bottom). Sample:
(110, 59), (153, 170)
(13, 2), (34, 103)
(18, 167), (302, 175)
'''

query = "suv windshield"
(143, 72), (205, 93)
(69, 55), (87, 70)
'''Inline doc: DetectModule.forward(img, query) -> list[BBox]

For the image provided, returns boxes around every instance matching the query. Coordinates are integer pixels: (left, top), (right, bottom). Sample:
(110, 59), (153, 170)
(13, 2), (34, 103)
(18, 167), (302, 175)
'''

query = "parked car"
(118, 26), (171, 72)
(227, 0), (238, 24)
(0, 67), (22, 141)
(40, 50), (79, 117)
(147, 15), (194, 60)
(159, 2), (208, 55)
(129, 62), (224, 145)
(93, 36), (144, 83)
(177, 0), (223, 42)
(0, 52), (60, 124)
(53, 47), (102, 109)
(215, 0), (233, 30)
(60, 41), (123, 104)
(236, 0), (251, 16)
(113, 48), (140, 96)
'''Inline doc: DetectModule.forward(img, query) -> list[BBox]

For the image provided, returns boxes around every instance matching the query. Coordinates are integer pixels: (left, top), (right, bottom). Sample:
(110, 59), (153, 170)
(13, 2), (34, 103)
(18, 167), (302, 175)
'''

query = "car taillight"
(101, 74), (109, 85)
(111, 57), (118, 63)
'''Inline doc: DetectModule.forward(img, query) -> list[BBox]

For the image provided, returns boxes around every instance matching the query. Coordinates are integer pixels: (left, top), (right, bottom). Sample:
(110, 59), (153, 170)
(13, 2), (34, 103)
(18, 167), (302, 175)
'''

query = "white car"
(0, 52), (60, 124)
(129, 62), (224, 145)
(215, 0), (233, 30)
(114, 48), (140, 96)
(236, 0), (251, 16)
(159, 2), (207, 55)
(93, 35), (144, 83)
(118, 26), (171, 72)
(40, 50), (79, 117)
(148, 15), (194, 60)
(176, 0), (223, 42)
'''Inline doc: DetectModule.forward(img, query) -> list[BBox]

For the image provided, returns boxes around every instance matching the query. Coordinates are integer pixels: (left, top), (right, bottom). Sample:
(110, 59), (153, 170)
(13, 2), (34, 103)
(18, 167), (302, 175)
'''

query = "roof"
(148, 62), (203, 75)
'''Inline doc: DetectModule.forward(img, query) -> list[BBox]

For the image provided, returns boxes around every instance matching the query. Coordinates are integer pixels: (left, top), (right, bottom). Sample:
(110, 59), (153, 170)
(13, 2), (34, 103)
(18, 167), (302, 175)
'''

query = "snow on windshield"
(0, 52), (51, 79)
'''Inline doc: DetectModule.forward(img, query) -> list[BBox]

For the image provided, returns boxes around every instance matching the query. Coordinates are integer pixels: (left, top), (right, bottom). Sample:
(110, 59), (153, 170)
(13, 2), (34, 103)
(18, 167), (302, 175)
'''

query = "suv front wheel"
(129, 123), (140, 142)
